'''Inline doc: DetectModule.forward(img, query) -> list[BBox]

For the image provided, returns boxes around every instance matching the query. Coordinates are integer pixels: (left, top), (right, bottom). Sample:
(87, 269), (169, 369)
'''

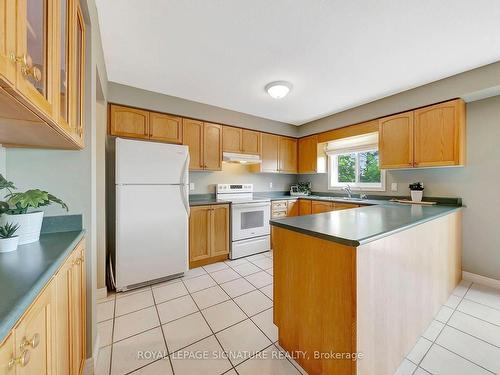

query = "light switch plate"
(391, 183), (398, 191)
(189, 182), (195, 191)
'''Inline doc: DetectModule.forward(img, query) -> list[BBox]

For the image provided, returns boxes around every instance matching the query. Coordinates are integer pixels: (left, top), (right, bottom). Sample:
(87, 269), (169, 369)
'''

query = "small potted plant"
(409, 182), (424, 202)
(0, 174), (68, 245)
(0, 222), (20, 253)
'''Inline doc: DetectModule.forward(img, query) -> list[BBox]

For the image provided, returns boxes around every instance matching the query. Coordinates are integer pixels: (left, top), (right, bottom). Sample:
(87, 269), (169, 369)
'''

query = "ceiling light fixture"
(265, 81), (292, 99)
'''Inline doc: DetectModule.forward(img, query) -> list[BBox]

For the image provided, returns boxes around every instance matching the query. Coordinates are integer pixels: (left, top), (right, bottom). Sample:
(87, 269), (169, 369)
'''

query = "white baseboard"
(463, 271), (500, 289)
(96, 287), (108, 300)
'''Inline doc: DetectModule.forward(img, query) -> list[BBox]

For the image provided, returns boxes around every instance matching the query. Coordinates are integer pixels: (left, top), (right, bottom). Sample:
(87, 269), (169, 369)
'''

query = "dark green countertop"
(270, 204), (462, 247)
(189, 199), (231, 207)
(0, 216), (84, 342)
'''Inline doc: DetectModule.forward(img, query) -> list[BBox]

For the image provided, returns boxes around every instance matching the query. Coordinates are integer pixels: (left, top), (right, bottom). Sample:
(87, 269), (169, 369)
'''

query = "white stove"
(216, 184), (271, 259)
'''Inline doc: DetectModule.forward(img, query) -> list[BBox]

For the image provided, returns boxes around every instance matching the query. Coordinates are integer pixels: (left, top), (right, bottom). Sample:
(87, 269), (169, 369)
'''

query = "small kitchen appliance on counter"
(216, 184), (271, 259)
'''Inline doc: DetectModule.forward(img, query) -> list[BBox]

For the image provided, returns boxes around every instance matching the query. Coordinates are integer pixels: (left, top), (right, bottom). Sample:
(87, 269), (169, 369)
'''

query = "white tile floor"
(96, 253), (500, 375)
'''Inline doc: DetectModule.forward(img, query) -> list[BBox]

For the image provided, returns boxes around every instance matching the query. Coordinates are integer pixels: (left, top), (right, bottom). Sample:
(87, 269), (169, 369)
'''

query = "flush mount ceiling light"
(265, 81), (292, 99)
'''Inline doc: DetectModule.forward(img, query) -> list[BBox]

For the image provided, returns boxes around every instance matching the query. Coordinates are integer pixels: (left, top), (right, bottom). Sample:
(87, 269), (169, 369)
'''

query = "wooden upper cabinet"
(15, 0), (55, 118)
(299, 199), (312, 216)
(110, 105), (150, 139)
(298, 135), (318, 173)
(211, 205), (230, 257)
(73, 3), (85, 144)
(279, 137), (298, 173)
(379, 111), (414, 169)
(414, 99), (465, 167)
(0, 0), (17, 86)
(258, 133), (279, 173)
(241, 129), (261, 154)
(222, 126), (242, 152)
(149, 112), (183, 143)
(311, 200), (333, 214)
(183, 118), (204, 170)
(203, 122), (222, 171)
(223, 126), (260, 154)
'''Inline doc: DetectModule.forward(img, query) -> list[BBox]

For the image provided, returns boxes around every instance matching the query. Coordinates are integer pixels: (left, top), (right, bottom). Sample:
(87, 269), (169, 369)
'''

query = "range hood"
(223, 152), (262, 164)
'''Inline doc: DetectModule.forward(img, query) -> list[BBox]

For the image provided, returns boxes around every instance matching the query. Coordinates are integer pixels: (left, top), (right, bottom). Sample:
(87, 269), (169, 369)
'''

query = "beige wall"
(108, 82), (299, 137)
(299, 95), (500, 280)
(299, 60), (500, 137)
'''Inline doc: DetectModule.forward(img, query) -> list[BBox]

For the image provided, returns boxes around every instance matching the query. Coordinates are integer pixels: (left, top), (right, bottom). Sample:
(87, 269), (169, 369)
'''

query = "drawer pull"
(9, 350), (30, 368)
(20, 333), (40, 350)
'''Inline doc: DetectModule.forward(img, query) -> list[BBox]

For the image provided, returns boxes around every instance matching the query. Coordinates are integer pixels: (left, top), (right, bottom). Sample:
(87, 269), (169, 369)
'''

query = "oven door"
(232, 202), (271, 241)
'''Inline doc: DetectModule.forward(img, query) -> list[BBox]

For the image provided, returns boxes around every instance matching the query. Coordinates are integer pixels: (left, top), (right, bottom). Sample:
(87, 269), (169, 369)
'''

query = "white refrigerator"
(115, 138), (190, 291)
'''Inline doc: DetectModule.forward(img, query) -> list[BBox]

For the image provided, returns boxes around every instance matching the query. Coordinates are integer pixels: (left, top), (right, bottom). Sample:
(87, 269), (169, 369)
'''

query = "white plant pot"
(0, 211), (44, 245)
(410, 190), (423, 202)
(0, 236), (19, 253)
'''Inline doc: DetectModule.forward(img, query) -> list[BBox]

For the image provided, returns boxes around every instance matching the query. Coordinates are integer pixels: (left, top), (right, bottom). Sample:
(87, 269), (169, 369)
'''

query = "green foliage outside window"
(335, 150), (381, 185)
(338, 154), (356, 182)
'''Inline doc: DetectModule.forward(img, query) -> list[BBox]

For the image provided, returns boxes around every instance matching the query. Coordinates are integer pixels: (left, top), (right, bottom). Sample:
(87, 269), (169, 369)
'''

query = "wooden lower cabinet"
(333, 202), (360, 211)
(189, 204), (230, 268)
(286, 199), (299, 217)
(311, 200), (334, 214)
(298, 200), (312, 216)
(0, 239), (86, 375)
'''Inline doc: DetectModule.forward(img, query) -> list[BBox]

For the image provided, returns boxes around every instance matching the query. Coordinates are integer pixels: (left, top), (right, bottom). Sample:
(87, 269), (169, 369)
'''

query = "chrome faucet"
(343, 185), (353, 199)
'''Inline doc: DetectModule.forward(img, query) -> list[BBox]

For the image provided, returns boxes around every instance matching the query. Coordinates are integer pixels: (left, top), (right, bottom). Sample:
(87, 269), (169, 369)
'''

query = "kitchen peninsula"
(270, 204), (462, 375)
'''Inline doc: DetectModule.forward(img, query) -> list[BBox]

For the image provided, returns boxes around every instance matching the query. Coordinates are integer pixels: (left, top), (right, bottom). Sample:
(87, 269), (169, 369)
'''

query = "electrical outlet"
(269, 182), (273, 189)
(189, 182), (195, 191)
(391, 183), (398, 192)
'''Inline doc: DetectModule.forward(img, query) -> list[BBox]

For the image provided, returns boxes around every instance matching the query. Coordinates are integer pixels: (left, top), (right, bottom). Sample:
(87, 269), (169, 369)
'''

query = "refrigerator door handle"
(180, 184), (190, 216)
(180, 153), (190, 185)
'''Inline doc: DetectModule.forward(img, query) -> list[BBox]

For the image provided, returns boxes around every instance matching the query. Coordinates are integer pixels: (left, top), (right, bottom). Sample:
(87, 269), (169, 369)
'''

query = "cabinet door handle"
(9, 350), (30, 368)
(8, 52), (27, 65)
(73, 257), (82, 266)
(20, 333), (40, 351)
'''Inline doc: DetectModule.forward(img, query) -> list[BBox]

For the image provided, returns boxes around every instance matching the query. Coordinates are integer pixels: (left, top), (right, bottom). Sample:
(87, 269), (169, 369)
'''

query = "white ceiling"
(95, 0), (500, 125)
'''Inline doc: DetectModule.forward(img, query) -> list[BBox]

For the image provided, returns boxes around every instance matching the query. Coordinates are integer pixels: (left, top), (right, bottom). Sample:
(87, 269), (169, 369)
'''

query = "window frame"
(327, 147), (386, 191)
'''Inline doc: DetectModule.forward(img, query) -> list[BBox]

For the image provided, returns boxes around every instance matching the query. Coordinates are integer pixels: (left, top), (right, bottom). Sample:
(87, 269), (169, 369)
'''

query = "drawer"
(272, 201), (288, 210)
(272, 210), (287, 218)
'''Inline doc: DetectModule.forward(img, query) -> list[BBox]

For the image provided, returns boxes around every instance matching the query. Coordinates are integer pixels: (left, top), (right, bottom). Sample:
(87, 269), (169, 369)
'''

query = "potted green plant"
(409, 182), (424, 202)
(0, 174), (68, 244)
(0, 222), (20, 253)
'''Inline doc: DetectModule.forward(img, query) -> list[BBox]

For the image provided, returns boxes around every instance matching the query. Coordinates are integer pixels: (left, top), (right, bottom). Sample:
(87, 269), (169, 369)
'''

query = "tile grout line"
(409, 282), (472, 373)
(202, 259), (302, 374)
(150, 284), (177, 375)
(179, 276), (240, 374)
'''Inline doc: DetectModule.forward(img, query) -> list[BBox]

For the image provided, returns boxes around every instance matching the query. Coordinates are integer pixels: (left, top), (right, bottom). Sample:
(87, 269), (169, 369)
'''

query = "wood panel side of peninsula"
(272, 211), (461, 375)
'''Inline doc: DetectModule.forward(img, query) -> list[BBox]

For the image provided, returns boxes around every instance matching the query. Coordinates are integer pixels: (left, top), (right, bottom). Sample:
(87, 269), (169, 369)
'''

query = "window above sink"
(326, 133), (386, 191)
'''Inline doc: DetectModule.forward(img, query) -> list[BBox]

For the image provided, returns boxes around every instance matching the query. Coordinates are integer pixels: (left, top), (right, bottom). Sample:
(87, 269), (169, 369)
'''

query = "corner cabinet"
(0, 0), (86, 149)
(1, 239), (86, 375)
(189, 204), (229, 268)
(298, 135), (318, 173)
(379, 99), (466, 169)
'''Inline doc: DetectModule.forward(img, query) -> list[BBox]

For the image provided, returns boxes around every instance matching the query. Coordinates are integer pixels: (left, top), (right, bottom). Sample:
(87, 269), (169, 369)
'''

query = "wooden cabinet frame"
(189, 204), (229, 268)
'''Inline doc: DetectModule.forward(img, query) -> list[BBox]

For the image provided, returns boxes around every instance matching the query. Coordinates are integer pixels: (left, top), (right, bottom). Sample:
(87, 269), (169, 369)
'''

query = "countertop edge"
(0, 230), (86, 343)
(270, 207), (463, 247)
(356, 206), (463, 245)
